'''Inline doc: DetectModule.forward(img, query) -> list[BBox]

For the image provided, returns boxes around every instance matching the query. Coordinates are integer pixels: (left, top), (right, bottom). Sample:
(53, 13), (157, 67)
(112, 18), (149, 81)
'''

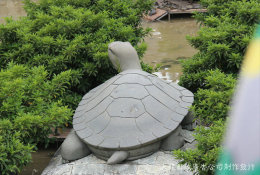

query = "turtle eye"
(108, 48), (115, 54)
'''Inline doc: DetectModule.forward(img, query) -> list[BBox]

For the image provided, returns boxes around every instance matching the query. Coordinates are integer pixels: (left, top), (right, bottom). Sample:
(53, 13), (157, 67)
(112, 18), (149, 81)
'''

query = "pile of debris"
(155, 0), (202, 10)
(146, 0), (206, 21)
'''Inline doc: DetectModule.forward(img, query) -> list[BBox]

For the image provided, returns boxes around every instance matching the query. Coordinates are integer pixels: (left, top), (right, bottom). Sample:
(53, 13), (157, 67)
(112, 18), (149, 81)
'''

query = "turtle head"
(108, 41), (141, 72)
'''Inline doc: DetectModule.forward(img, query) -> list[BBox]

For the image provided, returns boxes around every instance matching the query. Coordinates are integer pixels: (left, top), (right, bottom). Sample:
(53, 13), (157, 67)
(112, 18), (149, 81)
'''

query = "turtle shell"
(73, 70), (194, 150)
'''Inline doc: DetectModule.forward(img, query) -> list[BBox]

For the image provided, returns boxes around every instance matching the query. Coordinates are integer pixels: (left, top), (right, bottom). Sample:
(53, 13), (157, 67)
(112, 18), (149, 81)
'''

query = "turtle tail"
(107, 151), (128, 164)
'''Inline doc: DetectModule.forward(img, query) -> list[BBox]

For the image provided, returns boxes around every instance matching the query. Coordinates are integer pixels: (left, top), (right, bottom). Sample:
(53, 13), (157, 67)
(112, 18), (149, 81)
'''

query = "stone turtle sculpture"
(60, 41), (194, 164)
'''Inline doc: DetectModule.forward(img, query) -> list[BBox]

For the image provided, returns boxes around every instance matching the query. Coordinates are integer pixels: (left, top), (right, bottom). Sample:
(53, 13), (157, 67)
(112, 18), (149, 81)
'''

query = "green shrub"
(174, 120), (226, 175)
(192, 70), (236, 124)
(179, 0), (260, 92)
(175, 0), (259, 174)
(0, 63), (73, 144)
(0, 119), (33, 175)
(0, 0), (154, 108)
(174, 71), (234, 174)
(0, 63), (73, 174)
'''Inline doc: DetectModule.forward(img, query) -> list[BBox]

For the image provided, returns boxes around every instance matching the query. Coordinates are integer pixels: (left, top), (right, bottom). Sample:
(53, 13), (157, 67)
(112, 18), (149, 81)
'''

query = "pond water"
(142, 16), (199, 83)
(0, 0), (26, 24)
(20, 146), (58, 175)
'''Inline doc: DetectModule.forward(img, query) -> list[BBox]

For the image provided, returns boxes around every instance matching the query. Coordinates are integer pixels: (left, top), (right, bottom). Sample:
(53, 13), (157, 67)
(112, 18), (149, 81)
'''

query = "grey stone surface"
(73, 97), (113, 123)
(181, 89), (194, 97)
(181, 96), (194, 103)
(61, 130), (91, 161)
(168, 82), (186, 91)
(181, 111), (196, 131)
(181, 141), (198, 151)
(78, 99), (88, 107)
(180, 129), (195, 143)
(111, 84), (149, 99)
(181, 111), (194, 125)
(142, 96), (183, 127)
(99, 137), (120, 149)
(136, 113), (165, 132)
(72, 164), (105, 175)
(145, 85), (179, 110)
(182, 122), (197, 131)
(98, 117), (141, 148)
(119, 69), (151, 76)
(148, 76), (182, 102)
(103, 164), (137, 175)
(78, 85), (117, 113)
(107, 151), (129, 164)
(118, 136), (140, 148)
(113, 74), (152, 85)
(87, 112), (110, 134)
(82, 75), (119, 102)
(84, 134), (104, 146)
(136, 112), (171, 139)
(76, 127), (93, 139)
(73, 109), (86, 119)
(82, 83), (102, 100)
(73, 96), (113, 120)
(43, 151), (193, 175)
(175, 107), (189, 116)
(84, 97), (113, 121)
(108, 42), (142, 71)
(161, 126), (184, 151)
(107, 98), (145, 118)
(43, 164), (72, 175)
(179, 101), (192, 109)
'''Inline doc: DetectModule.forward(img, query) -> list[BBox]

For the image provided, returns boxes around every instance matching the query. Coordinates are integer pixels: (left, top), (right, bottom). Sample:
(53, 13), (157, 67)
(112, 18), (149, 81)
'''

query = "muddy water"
(142, 17), (199, 83)
(0, 0), (26, 24)
(19, 146), (58, 175)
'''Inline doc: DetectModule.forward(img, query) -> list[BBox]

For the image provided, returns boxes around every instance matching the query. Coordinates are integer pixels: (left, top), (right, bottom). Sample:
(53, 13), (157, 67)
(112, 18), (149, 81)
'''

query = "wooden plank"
(157, 11), (169, 20)
(144, 9), (168, 21)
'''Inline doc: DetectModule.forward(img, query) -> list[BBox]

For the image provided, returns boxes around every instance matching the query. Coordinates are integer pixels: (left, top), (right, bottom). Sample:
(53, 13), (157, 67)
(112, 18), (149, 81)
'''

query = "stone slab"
(181, 141), (198, 151)
(180, 129), (195, 143)
(42, 151), (193, 175)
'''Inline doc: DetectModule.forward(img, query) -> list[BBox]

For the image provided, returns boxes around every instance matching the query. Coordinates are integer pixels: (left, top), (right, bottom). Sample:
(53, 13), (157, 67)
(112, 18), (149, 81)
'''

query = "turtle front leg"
(61, 129), (91, 162)
(160, 125), (184, 151)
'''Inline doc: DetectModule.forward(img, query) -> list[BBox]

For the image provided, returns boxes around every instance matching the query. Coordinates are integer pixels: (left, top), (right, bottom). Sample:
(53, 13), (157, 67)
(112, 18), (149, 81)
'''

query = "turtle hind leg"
(60, 129), (91, 162)
(160, 125), (184, 151)
(107, 151), (128, 165)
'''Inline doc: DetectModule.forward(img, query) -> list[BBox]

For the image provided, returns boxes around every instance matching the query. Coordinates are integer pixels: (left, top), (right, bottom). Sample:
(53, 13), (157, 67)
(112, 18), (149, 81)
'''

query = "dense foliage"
(180, 0), (259, 92)
(175, 70), (233, 175)
(0, 0), (154, 108)
(175, 0), (260, 174)
(0, 63), (72, 174)
(0, 63), (73, 143)
(191, 70), (236, 124)
(175, 120), (226, 175)
(0, 120), (33, 175)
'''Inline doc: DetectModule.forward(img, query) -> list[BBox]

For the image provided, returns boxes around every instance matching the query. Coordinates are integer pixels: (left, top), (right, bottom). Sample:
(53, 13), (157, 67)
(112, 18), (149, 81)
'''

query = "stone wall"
(0, 0), (26, 24)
